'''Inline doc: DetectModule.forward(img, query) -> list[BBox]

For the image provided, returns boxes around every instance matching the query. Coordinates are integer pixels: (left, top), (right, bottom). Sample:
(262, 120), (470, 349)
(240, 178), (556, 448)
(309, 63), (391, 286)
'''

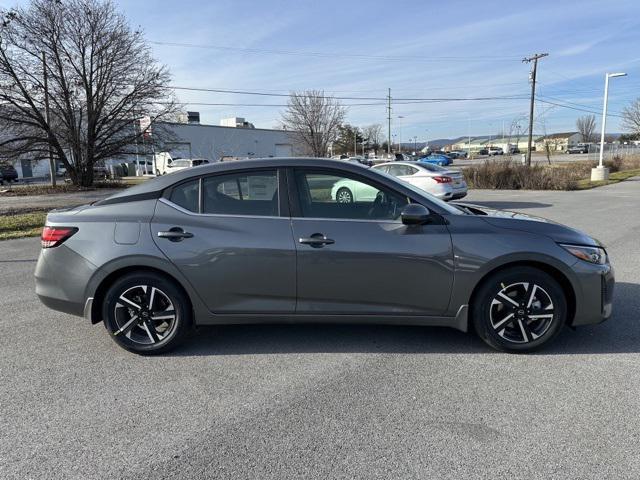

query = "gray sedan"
(35, 158), (614, 354)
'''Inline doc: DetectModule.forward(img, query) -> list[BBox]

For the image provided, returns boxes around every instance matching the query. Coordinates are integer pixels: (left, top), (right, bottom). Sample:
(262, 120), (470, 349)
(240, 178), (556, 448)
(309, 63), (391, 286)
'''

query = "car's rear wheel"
(472, 266), (567, 352)
(102, 272), (192, 354)
(336, 187), (353, 203)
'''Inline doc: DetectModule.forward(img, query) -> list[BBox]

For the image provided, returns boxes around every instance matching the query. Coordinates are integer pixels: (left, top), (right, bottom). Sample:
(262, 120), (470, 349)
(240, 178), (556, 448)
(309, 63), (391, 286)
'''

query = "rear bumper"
(35, 244), (97, 319)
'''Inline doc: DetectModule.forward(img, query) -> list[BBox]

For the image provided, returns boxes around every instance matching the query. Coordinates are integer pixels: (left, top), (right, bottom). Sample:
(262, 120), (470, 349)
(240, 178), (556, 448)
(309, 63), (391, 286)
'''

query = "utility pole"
(354, 129), (357, 156)
(387, 88), (391, 155)
(42, 51), (56, 186)
(522, 53), (548, 166)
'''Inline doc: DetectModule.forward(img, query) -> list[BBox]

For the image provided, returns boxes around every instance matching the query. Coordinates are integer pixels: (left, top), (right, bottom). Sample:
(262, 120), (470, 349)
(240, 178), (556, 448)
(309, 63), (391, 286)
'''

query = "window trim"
(162, 167), (287, 218)
(287, 167), (411, 222)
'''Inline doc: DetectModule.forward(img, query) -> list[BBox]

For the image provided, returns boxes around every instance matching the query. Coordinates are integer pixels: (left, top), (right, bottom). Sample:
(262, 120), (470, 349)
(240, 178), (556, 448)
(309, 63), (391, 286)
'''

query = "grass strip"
(0, 211), (47, 240)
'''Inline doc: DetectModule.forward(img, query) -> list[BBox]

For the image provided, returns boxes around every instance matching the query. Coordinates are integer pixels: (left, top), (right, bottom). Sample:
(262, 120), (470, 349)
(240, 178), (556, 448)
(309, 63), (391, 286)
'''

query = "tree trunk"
(79, 165), (94, 187)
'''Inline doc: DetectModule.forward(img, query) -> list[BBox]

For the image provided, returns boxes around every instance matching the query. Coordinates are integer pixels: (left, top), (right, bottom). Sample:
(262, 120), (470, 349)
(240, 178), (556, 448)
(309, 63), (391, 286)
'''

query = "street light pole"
(592, 72), (627, 181)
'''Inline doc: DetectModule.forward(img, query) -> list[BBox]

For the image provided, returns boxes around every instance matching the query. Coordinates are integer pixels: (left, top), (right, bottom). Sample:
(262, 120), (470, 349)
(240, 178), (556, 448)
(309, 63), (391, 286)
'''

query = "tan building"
(535, 132), (581, 152)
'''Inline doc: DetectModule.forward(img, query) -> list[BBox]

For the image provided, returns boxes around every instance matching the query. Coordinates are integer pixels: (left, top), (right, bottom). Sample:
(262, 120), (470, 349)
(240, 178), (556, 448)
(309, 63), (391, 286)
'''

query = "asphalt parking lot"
(1, 179), (640, 479)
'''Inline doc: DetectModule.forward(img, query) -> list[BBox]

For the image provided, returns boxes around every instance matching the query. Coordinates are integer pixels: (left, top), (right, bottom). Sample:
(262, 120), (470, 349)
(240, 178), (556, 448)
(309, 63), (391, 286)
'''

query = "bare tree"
(622, 99), (640, 136)
(0, 0), (176, 186)
(280, 90), (346, 157)
(576, 115), (596, 143)
(362, 123), (384, 152)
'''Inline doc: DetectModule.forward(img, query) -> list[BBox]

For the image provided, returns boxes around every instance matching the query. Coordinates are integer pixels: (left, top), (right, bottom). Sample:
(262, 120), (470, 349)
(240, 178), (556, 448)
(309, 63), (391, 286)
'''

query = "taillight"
(41, 226), (78, 248)
(433, 176), (452, 183)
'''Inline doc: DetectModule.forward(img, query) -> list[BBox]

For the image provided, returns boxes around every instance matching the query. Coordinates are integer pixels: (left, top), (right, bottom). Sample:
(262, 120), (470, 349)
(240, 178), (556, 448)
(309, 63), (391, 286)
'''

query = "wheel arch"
(467, 260), (577, 328)
(88, 262), (196, 325)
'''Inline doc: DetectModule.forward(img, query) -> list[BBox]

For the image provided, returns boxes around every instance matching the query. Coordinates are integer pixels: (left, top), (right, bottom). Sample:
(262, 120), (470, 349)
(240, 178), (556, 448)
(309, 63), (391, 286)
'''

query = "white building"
(160, 120), (295, 160)
(7, 115), (297, 179)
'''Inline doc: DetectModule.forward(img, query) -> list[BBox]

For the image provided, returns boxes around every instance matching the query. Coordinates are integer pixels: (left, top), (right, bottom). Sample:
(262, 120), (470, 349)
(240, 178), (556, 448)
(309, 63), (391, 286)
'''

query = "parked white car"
(487, 146), (504, 156)
(372, 161), (467, 201)
(163, 158), (210, 174)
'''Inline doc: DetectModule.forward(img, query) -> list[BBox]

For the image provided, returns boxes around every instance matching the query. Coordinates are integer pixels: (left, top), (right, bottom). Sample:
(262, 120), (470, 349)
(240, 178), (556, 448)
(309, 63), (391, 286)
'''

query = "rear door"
(289, 167), (454, 315)
(151, 168), (296, 313)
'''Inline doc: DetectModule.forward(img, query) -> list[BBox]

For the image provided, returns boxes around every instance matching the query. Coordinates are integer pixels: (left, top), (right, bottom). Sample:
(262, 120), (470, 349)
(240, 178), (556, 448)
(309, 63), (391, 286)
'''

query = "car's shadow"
(464, 201), (553, 210)
(170, 282), (640, 357)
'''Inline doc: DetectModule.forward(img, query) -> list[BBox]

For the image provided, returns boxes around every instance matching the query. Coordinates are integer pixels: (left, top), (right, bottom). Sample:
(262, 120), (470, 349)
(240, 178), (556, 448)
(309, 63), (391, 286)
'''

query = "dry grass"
(0, 180), (124, 196)
(0, 211), (46, 240)
(464, 155), (640, 191)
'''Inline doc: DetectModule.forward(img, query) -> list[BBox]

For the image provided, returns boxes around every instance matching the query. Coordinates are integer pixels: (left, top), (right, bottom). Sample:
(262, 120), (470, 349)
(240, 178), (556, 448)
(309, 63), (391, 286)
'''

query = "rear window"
(169, 179), (199, 212)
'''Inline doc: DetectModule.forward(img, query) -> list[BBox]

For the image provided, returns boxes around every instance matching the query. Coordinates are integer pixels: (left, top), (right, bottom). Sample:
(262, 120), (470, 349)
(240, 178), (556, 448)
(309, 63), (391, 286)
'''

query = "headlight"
(560, 244), (607, 265)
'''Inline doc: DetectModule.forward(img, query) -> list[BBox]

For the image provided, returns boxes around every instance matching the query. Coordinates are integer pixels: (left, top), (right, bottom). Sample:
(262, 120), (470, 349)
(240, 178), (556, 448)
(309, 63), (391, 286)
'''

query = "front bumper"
(571, 261), (615, 326)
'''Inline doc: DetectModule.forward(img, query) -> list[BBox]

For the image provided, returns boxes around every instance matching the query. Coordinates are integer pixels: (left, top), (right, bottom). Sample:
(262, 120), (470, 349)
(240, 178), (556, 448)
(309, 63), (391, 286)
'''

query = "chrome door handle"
(158, 227), (194, 242)
(299, 233), (335, 248)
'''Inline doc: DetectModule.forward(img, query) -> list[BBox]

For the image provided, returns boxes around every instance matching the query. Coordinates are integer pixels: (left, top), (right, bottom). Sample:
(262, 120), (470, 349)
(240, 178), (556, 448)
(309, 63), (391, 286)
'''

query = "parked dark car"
(36, 158), (614, 355)
(0, 163), (18, 184)
(568, 144), (590, 154)
(478, 148), (489, 155)
(447, 150), (468, 159)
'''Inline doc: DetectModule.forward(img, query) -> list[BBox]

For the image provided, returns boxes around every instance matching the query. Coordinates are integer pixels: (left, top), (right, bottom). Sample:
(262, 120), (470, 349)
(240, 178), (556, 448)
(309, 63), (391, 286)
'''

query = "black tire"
(472, 266), (567, 352)
(336, 187), (353, 203)
(102, 272), (192, 355)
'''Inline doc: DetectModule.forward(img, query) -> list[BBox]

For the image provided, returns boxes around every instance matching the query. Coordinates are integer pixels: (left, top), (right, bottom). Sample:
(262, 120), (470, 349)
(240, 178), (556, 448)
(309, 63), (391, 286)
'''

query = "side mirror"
(401, 204), (431, 225)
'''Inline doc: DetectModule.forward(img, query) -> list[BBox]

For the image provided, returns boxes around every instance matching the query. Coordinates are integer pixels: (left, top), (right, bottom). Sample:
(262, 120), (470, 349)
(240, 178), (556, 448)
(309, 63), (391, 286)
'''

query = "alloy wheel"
(489, 282), (555, 344)
(113, 285), (177, 345)
(336, 188), (353, 203)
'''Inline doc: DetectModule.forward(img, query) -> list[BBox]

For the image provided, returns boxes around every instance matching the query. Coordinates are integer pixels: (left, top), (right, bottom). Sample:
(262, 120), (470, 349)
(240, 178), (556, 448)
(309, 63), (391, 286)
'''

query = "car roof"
(100, 158), (379, 201)
(95, 157), (454, 214)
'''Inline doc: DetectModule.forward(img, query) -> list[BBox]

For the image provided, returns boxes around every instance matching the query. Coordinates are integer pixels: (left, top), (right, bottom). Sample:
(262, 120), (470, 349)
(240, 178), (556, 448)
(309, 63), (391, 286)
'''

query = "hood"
(453, 202), (603, 248)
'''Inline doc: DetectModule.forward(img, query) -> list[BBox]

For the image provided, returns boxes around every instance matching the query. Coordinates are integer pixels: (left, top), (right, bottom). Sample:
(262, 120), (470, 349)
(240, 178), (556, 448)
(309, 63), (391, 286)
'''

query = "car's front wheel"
(102, 272), (192, 354)
(472, 266), (567, 352)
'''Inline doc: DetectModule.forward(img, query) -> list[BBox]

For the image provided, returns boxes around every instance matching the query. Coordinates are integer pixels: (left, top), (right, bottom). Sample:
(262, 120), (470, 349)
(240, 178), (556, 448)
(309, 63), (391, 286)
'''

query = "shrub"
(463, 155), (640, 191)
(463, 161), (581, 190)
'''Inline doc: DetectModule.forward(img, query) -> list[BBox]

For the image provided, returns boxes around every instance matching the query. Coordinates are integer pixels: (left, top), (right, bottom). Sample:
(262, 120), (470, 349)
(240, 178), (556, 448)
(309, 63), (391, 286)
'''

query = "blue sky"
(5, 0), (640, 141)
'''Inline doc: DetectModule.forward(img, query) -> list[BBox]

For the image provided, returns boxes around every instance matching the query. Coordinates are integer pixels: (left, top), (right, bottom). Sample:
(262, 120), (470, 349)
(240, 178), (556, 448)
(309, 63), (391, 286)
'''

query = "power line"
(536, 97), (625, 118)
(166, 84), (528, 102)
(149, 40), (524, 63)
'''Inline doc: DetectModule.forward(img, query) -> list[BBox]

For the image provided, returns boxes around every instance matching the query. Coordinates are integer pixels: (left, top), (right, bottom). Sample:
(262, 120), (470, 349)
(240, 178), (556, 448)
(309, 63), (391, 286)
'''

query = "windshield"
(369, 167), (463, 215)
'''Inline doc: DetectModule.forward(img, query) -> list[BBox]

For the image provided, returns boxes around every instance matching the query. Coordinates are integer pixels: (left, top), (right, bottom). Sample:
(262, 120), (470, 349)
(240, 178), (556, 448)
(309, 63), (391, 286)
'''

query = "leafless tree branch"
(0, 0), (177, 185)
(280, 90), (347, 157)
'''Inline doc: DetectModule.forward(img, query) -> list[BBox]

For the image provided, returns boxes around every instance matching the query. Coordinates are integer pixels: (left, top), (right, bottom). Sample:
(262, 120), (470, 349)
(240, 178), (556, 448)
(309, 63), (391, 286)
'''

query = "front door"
(290, 168), (454, 315)
(151, 168), (296, 313)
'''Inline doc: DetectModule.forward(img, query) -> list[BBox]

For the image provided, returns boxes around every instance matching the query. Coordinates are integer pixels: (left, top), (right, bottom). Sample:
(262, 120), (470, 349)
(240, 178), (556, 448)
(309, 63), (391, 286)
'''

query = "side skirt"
(197, 305), (469, 333)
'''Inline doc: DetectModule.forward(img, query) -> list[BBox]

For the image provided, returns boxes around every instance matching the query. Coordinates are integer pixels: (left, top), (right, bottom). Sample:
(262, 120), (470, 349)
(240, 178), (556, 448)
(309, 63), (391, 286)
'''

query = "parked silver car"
(372, 161), (467, 200)
(36, 158), (614, 354)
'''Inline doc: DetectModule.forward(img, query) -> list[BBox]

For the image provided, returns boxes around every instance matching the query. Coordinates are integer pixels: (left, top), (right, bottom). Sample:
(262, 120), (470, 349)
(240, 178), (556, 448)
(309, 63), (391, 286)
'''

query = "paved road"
(1, 180), (639, 479)
(0, 189), (121, 214)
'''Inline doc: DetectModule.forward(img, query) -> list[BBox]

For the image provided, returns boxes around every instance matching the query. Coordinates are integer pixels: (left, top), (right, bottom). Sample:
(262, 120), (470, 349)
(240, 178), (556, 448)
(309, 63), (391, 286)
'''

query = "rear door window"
(202, 170), (279, 216)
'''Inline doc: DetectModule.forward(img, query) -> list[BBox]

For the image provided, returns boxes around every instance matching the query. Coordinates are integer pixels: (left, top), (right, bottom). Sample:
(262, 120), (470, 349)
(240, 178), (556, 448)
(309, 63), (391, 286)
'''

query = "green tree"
(334, 124), (365, 155)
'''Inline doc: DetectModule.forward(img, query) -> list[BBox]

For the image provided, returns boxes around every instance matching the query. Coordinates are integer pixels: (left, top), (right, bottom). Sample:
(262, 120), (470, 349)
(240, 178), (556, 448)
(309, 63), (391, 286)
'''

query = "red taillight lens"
(433, 176), (452, 183)
(41, 226), (78, 248)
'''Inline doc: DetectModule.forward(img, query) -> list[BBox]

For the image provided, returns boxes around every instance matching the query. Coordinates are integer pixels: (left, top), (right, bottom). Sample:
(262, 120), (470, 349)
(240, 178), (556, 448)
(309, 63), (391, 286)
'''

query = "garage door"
(275, 144), (293, 157)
